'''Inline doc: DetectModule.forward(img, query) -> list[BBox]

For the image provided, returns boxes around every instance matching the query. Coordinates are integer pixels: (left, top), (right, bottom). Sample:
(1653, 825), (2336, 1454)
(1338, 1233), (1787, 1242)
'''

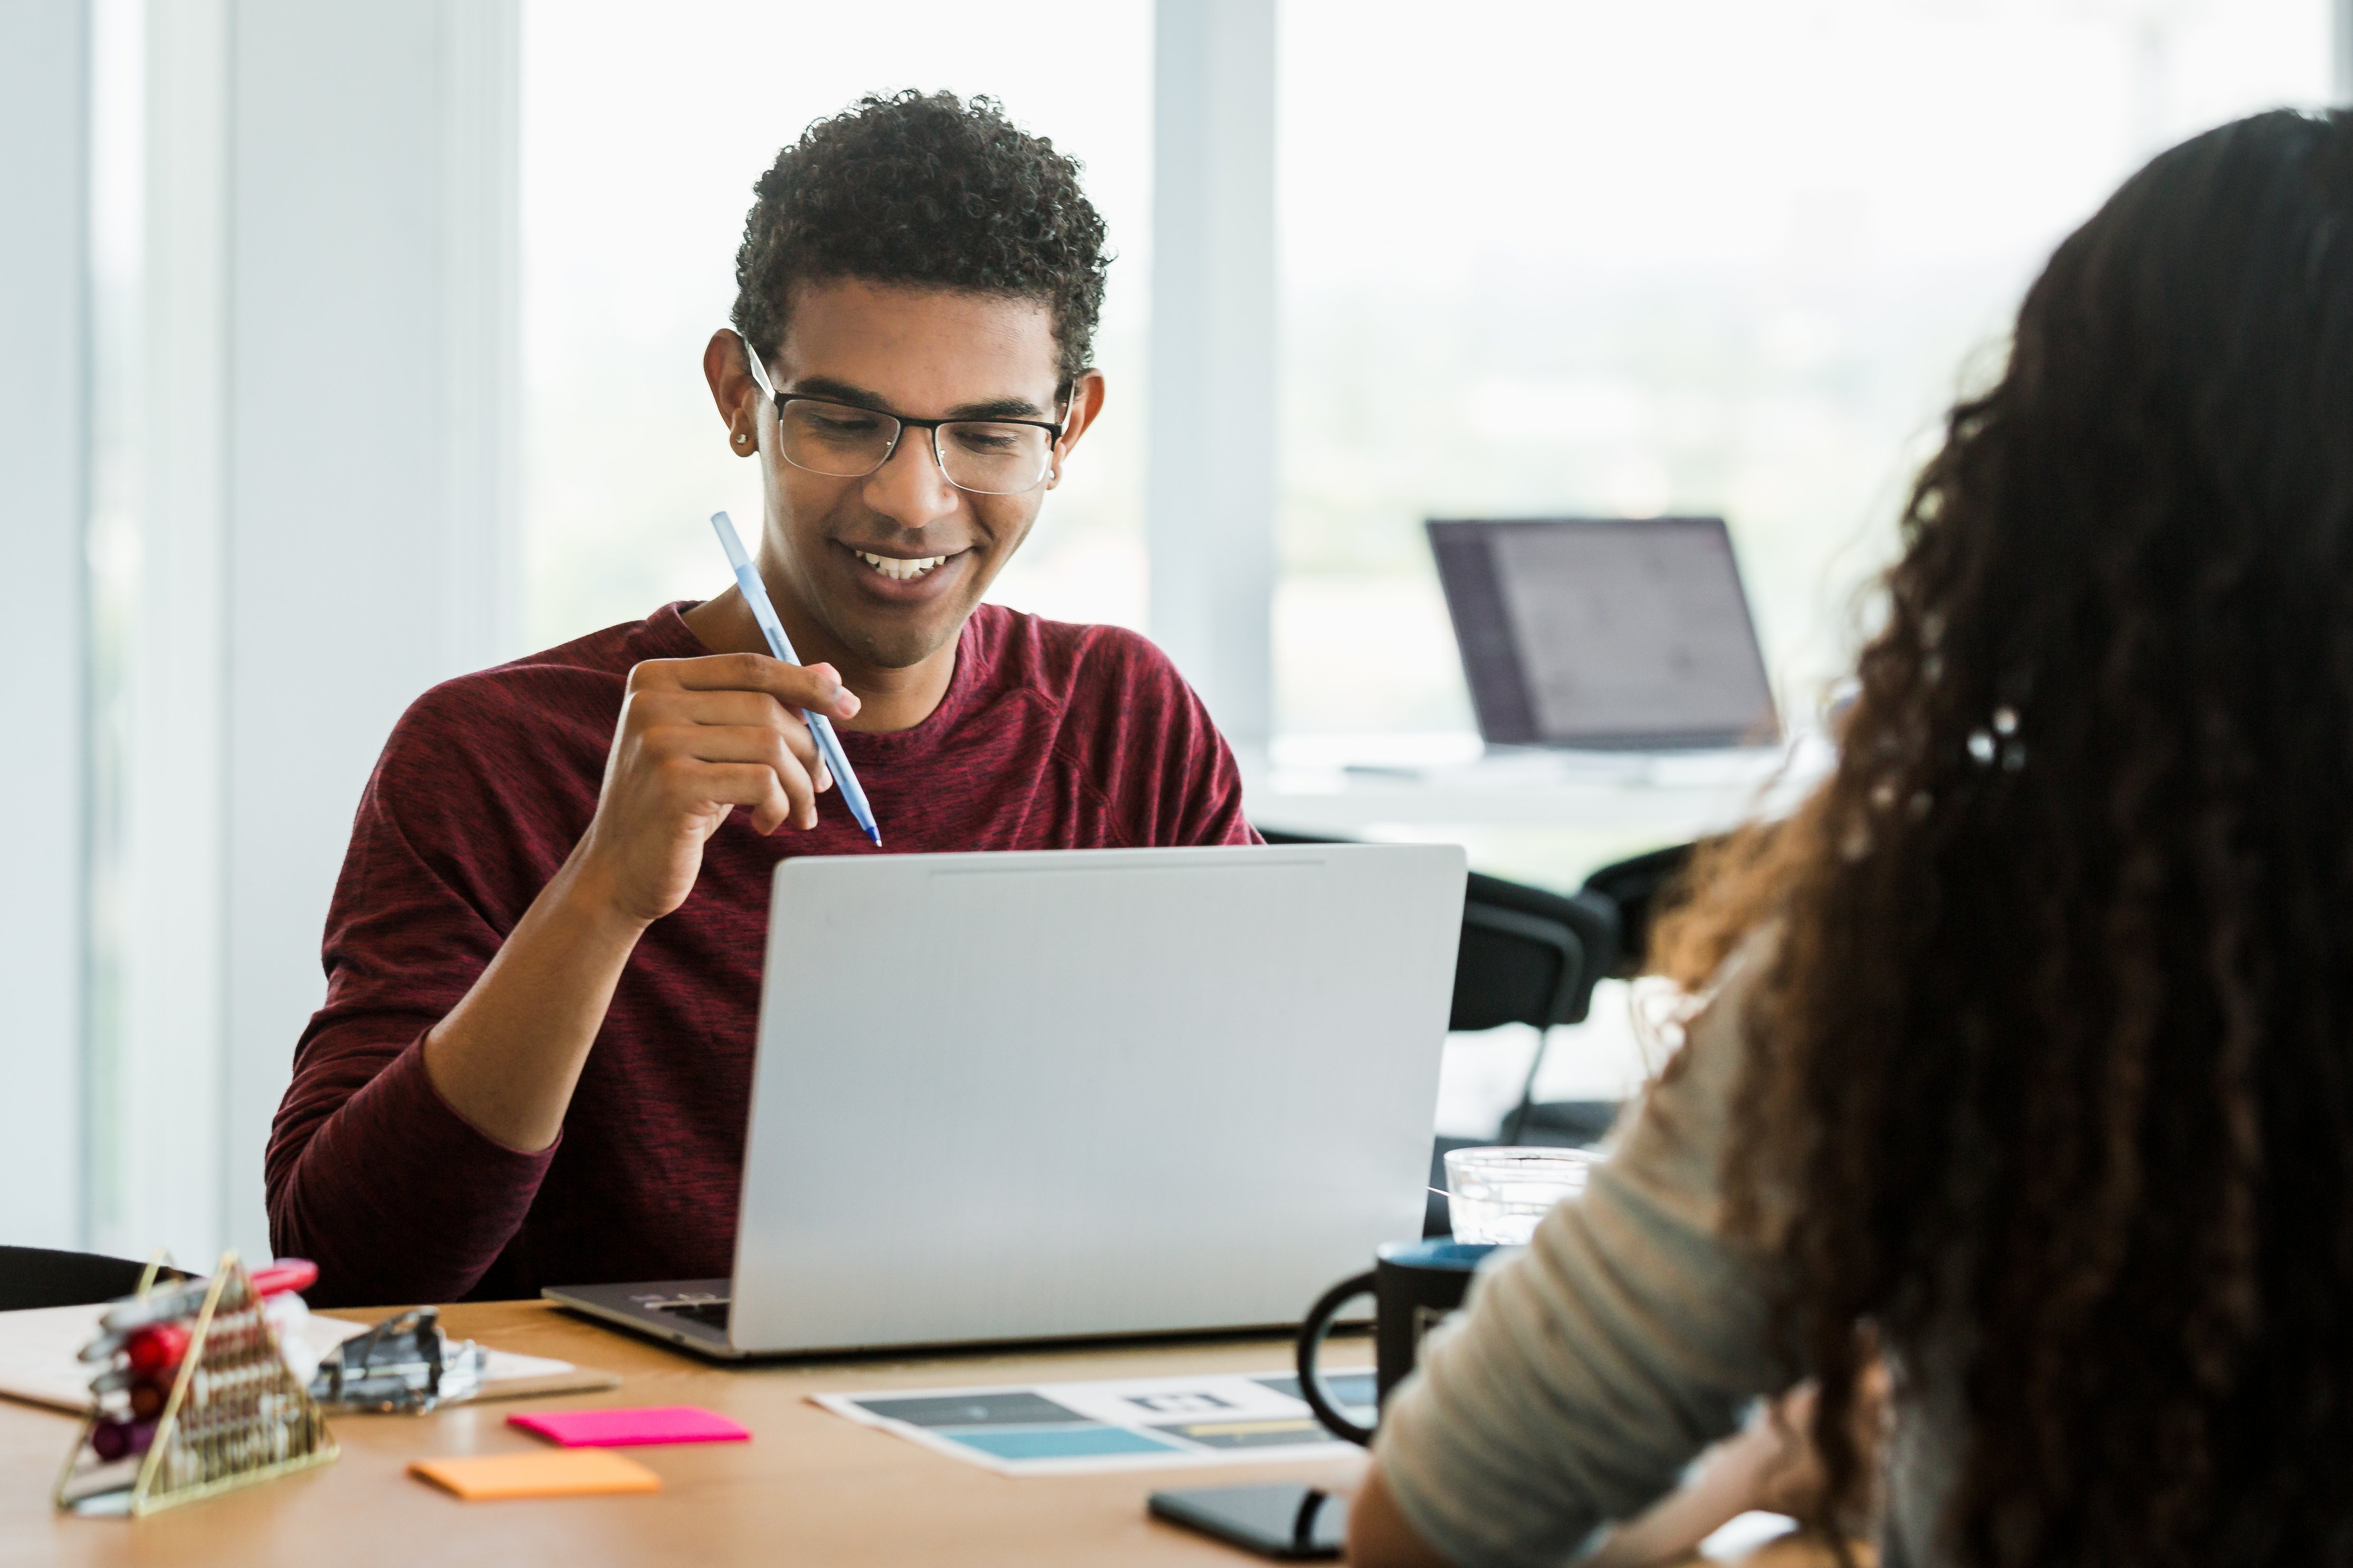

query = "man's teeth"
(857, 551), (948, 582)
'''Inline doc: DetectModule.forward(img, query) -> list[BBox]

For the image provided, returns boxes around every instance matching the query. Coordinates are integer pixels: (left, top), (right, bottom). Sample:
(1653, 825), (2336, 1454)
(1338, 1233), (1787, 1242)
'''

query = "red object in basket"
(122, 1323), (190, 1378)
(250, 1259), (319, 1297)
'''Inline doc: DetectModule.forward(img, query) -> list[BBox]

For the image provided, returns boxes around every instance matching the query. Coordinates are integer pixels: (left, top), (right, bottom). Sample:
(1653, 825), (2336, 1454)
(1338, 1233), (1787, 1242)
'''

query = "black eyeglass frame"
(738, 334), (1073, 495)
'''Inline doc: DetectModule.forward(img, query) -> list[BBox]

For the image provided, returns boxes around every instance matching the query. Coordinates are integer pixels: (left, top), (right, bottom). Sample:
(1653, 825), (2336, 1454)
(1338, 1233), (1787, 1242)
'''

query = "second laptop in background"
(1429, 515), (1780, 752)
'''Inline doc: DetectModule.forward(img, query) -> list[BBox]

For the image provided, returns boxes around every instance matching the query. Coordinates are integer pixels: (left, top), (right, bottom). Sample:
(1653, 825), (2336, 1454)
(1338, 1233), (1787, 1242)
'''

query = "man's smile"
(829, 537), (974, 603)
(852, 547), (955, 582)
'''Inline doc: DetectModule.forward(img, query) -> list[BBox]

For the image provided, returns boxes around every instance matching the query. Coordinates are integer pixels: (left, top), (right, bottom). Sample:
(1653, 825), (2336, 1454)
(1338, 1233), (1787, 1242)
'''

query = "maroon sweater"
(267, 602), (1255, 1306)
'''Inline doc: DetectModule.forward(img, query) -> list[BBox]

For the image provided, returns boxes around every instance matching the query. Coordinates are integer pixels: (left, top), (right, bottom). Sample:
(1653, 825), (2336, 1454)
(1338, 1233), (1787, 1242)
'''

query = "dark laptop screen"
(1427, 516), (1779, 749)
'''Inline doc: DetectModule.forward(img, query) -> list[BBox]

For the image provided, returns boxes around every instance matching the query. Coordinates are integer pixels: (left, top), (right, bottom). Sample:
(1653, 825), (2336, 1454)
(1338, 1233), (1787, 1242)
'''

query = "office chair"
(1451, 870), (1620, 1033)
(1452, 870), (1621, 1140)
(1580, 841), (1698, 983)
(0, 1245), (186, 1312)
(1499, 840), (1702, 1148)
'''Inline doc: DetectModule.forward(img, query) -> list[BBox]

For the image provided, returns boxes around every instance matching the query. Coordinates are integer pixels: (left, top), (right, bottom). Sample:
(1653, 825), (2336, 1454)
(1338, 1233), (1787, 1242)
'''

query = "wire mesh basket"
(54, 1251), (338, 1516)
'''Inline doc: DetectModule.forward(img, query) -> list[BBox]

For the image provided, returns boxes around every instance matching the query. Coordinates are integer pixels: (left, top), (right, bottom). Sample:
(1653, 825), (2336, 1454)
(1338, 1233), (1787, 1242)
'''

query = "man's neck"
(681, 578), (958, 734)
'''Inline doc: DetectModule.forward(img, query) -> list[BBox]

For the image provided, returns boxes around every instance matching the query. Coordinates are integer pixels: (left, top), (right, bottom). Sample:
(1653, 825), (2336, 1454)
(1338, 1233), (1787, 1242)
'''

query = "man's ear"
(703, 328), (763, 457)
(1045, 369), (1108, 487)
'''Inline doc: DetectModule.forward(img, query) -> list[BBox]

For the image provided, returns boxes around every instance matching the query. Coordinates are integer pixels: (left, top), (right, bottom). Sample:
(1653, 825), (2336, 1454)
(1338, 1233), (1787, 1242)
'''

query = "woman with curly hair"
(1351, 107), (2353, 1568)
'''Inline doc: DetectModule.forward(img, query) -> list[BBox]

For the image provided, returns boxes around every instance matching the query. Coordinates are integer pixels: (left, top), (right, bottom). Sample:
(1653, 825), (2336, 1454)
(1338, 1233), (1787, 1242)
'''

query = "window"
(520, 0), (1153, 650)
(1275, 0), (2333, 740)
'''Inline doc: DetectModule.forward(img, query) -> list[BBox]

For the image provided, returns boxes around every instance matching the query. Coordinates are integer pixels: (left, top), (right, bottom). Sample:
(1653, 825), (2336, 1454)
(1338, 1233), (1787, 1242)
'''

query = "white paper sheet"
(0, 1303), (576, 1415)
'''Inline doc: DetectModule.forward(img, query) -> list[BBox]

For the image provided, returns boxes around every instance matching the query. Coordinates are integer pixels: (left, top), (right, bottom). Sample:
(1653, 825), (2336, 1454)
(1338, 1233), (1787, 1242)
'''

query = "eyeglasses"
(739, 335), (1068, 497)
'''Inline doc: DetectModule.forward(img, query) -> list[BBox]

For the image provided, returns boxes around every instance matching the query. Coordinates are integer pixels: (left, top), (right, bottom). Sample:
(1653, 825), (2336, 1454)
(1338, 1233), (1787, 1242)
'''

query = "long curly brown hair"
(1655, 109), (2353, 1567)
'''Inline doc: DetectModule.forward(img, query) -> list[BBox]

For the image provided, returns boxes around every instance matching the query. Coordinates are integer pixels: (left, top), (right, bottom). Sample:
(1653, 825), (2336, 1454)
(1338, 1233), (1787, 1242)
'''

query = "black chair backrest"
(1451, 872), (1620, 1031)
(1580, 840), (1701, 977)
(0, 1246), (176, 1312)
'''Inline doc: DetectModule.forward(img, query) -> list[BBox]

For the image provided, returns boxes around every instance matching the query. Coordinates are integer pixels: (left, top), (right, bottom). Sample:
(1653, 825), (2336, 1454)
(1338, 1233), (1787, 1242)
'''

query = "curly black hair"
(731, 90), (1109, 386)
(1659, 109), (2353, 1568)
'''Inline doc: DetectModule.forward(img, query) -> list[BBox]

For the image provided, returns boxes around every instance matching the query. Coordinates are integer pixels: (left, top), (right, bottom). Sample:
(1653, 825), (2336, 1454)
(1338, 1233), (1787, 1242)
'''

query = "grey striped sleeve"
(1372, 952), (1792, 1567)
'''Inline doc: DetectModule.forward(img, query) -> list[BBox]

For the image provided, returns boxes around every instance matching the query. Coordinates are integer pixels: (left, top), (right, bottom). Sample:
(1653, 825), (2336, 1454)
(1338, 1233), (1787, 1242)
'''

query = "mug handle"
(1295, 1270), (1378, 1446)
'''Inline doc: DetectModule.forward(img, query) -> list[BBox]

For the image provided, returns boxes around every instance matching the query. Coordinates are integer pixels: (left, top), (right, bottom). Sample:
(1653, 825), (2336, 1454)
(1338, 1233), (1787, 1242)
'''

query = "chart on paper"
(812, 1367), (1379, 1476)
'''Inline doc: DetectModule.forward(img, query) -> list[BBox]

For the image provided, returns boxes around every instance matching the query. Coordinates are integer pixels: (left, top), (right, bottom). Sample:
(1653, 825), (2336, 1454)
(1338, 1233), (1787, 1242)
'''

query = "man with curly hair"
(266, 92), (1255, 1305)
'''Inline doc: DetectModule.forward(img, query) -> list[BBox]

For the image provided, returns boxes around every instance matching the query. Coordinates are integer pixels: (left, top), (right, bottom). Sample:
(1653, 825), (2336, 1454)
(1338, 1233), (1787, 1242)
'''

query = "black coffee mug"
(1295, 1239), (1497, 1445)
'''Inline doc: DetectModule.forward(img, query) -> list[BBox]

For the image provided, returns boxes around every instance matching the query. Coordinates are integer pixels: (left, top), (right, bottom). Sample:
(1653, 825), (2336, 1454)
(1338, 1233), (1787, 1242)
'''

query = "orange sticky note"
(408, 1449), (661, 1500)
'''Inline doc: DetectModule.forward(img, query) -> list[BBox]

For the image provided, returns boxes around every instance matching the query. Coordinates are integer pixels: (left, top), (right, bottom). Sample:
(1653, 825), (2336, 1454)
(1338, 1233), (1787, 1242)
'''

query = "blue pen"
(709, 511), (881, 845)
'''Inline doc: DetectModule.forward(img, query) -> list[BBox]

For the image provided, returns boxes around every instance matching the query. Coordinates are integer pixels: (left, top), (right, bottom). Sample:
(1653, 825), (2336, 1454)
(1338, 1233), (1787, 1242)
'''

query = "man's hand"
(571, 653), (861, 928)
(417, 652), (859, 1152)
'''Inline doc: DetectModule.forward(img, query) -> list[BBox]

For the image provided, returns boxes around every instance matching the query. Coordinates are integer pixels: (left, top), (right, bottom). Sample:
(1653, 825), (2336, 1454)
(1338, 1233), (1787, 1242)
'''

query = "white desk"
(1239, 734), (1830, 890)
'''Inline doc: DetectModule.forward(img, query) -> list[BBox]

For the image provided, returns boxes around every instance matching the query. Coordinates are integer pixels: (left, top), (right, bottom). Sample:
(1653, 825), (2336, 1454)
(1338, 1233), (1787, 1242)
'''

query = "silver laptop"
(546, 842), (1466, 1358)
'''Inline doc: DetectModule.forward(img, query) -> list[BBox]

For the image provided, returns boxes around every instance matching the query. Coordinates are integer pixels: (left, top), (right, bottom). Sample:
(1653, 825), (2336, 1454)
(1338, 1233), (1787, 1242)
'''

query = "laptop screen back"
(1428, 516), (1778, 749)
(729, 843), (1466, 1355)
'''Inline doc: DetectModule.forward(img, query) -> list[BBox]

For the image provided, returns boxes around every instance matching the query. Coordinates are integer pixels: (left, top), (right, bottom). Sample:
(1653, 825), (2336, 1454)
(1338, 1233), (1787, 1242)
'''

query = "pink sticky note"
(508, 1406), (750, 1448)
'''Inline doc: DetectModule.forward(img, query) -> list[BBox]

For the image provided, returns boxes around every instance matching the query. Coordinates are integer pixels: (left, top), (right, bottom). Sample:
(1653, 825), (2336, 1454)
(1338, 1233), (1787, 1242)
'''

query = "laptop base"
(542, 1280), (744, 1360)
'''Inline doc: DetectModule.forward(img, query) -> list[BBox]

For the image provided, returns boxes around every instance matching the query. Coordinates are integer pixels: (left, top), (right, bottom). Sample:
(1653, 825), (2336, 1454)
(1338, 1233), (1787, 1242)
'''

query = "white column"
(0, 0), (91, 1249)
(1148, 0), (1278, 747)
(217, 0), (522, 1262)
(113, 0), (522, 1265)
(114, 0), (230, 1267)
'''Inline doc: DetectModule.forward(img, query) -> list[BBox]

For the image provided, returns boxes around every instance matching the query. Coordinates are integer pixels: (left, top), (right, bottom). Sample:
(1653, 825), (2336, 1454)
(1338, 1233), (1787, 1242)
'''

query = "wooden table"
(1, 1301), (1372, 1567)
(2, 1302), (1852, 1567)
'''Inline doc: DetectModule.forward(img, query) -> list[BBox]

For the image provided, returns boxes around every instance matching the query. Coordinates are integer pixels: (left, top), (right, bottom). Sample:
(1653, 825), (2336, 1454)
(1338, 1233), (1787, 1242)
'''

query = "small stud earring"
(734, 431), (750, 446)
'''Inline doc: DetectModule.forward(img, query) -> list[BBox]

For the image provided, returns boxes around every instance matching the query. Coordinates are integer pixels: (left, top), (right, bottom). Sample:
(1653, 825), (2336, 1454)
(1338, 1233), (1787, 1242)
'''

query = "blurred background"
(3, 0), (2341, 1266)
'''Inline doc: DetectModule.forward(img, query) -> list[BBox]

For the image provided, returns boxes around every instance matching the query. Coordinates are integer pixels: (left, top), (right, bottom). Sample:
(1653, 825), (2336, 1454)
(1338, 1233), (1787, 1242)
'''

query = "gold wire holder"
(54, 1250), (339, 1516)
